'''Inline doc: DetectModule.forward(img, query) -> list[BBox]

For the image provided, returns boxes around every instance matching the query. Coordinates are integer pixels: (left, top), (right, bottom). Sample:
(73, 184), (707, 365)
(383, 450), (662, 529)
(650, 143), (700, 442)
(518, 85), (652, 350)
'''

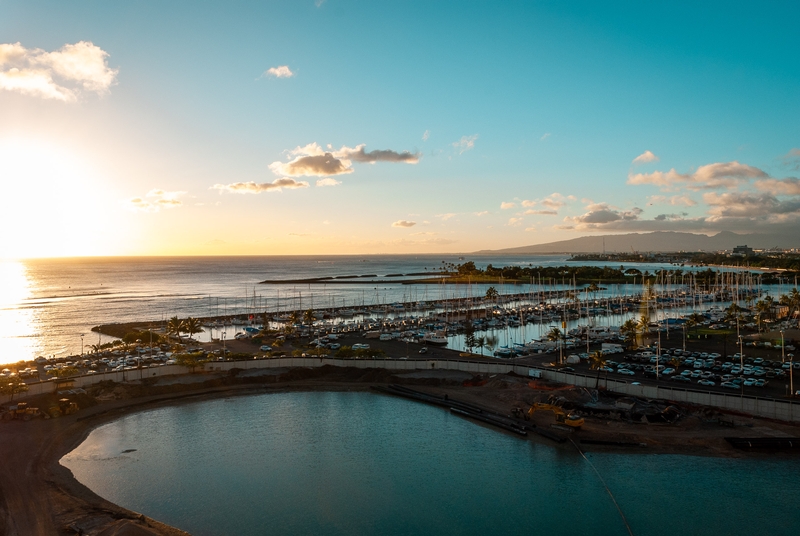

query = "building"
(732, 245), (754, 256)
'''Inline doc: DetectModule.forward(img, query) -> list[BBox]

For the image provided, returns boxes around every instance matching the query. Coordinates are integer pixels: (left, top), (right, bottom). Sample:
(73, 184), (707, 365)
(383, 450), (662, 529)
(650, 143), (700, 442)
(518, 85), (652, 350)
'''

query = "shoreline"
(4, 369), (800, 535)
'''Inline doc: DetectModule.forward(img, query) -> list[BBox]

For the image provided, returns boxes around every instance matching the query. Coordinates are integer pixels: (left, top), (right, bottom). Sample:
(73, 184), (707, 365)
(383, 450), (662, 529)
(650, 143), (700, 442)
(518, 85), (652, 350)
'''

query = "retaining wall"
(5, 357), (798, 422)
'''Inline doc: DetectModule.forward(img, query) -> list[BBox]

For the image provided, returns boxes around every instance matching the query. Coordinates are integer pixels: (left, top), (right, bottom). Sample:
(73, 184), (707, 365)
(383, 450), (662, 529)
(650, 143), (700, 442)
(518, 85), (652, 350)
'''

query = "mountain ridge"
(473, 231), (798, 255)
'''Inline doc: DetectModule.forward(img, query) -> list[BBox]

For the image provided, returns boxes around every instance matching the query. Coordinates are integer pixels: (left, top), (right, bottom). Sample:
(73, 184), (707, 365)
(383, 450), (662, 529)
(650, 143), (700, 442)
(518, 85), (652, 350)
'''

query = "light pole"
(682, 323), (686, 352)
(80, 333), (84, 356)
(222, 331), (227, 358)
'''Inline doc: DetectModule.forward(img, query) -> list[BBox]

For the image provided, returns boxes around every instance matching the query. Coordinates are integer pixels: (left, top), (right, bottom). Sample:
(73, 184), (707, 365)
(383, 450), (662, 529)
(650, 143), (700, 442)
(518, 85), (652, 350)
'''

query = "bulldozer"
(1, 402), (45, 422)
(527, 403), (585, 429)
(48, 398), (79, 418)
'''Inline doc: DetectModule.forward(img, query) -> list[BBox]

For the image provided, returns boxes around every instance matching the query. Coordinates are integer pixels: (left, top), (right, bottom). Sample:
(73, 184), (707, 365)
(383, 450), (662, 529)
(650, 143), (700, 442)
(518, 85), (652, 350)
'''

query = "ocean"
(61, 391), (800, 536)
(1, 255), (788, 366)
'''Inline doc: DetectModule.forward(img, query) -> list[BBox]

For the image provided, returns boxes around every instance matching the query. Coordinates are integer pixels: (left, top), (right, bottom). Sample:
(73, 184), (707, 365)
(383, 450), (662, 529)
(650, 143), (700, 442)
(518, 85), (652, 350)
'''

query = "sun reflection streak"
(0, 260), (40, 364)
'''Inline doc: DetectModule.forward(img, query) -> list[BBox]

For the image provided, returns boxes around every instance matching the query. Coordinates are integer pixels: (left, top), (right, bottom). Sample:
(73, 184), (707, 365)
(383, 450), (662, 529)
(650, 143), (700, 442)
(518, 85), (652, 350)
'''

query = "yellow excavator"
(527, 403), (584, 429)
(1, 402), (44, 421)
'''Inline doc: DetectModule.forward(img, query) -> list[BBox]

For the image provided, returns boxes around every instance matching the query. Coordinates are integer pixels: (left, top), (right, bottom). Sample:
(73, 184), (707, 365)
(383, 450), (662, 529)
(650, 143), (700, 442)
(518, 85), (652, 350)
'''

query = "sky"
(1, 0), (798, 258)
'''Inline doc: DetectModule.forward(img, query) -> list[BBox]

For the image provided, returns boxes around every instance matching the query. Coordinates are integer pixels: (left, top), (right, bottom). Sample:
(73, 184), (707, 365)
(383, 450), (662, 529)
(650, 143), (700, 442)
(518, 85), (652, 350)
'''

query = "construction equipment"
(49, 398), (79, 418)
(1, 402), (44, 422)
(527, 403), (585, 429)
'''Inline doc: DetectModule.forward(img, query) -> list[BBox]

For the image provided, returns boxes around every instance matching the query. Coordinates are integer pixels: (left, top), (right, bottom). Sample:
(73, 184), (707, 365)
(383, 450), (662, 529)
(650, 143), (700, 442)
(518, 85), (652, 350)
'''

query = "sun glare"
(0, 138), (115, 259)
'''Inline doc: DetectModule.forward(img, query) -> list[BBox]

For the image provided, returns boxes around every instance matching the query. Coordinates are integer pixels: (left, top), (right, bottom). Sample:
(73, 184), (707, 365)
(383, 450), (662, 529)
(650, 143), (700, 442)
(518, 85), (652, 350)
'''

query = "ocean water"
(1, 255), (790, 365)
(61, 391), (800, 536)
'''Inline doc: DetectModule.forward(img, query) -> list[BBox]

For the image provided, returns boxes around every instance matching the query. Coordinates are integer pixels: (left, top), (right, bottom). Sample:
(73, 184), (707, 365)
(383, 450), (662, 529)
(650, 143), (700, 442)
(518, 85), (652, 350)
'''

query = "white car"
(617, 369), (635, 376)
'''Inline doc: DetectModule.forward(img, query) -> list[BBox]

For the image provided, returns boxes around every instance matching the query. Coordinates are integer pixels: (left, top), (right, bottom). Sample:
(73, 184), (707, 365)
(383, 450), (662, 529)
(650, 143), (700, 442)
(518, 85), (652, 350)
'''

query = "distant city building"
(732, 245), (754, 256)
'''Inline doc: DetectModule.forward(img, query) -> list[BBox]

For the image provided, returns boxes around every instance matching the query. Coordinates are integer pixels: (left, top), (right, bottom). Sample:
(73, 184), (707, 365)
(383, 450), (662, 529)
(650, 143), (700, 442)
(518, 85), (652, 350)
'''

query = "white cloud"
(127, 189), (185, 212)
(315, 0), (326, 6)
(474, 211), (489, 216)
(754, 177), (800, 196)
(422, 129), (430, 141)
(500, 201), (515, 209)
(211, 178), (309, 193)
(506, 217), (523, 227)
(525, 226), (537, 232)
(269, 142), (418, 177)
(316, 178), (341, 187)
(632, 150), (659, 164)
(0, 41), (118, 101)
(628, 161), (767, 191)
(647, 194), (697, 206)
(264, 65), (294, 78)
(392, 220), (416, 228)
(520, 193), (574, 212)
(563, 203), (643, 228)
(703, 192), (800, 218)
(452, 134), (478, 154)
(540, 133), (551, 141)
(524, 209), (557, 215)
(437, 213), (457, 220)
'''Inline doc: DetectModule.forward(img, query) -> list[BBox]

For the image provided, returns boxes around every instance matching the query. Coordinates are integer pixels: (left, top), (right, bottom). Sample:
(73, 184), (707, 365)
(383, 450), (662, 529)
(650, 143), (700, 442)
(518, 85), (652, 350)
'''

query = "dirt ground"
(2, 366), (799, 535)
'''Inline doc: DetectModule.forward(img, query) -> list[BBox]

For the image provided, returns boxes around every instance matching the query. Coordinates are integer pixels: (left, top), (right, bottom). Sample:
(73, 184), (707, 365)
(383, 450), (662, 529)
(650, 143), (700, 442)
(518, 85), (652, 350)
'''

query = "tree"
(302, 309), (316, 326)
(288, 310), (300, 325)
(183, 317), (203, 340)
(485, 287), (499, 301)
(484, 334), (499, 354)
(175, 351), (208, 373)
(0, 376), (28, 401)
(589, 350), (607, 388)
(546, 327), (563, 343)
(475, 336), (486, 356)
(167, 316), (184, 342)
(464, 322), (476, 353)
(47, 367), (79, 379)
(620, 319), (639, 348)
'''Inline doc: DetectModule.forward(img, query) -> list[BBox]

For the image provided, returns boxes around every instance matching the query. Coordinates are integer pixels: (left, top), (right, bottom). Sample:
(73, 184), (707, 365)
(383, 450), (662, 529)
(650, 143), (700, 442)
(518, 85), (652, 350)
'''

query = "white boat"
(421, 331), (448, 346)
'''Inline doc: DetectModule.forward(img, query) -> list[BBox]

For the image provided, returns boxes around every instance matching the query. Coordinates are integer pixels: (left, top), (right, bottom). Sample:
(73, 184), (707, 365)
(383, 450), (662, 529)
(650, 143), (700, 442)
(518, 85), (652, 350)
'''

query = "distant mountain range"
(474, 231), (799, 255)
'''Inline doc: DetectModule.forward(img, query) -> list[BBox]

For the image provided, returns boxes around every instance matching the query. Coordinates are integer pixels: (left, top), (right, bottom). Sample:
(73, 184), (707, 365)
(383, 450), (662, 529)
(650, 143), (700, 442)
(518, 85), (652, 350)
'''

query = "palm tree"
(589, 350), (607, 388)
(475, 336), (486, 356)
(754, 299), (771, 332)
(167, 316), (184, 342)
(302, 309), (316, 326)
(620, 319), (638, 348)
(183, 317), (203, 340)
(546, 326), (563, 343)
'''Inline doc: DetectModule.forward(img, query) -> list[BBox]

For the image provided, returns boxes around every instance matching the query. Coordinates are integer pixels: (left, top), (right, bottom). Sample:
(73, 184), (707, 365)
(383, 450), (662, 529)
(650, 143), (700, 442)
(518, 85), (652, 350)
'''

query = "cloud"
(422, 130), (430, 141)
(437, 213), (457, 221)
(520, 193), (574, 212)
(754, 177), (800, 196)
(500, 201), (516, 210)
(524, 209), (558, 215)
(540, 133), (551, 141)
(647, 195), (697, 206)
(474, 211), (489, 216)
(628, 161), (767, 191)
(506, 217), (523, 227)
(316, 178), (341, 187)
(211, 178), (309, 194)
(315, 0), (326, 6)
(565, 203), (643, 227)
(782, 148), (800, 170)
(264, 65), (294, 78)
(0, 41), (118, 101)
(525, 227), (537, 232)
(127, 189), (185, 212)
(343, 145), (419, 164)
(632, 150), (659, 164)
(269, 142), (418, 177)
(452, 134), (478, 154)
(703, 192), (800, 218)
(392, 220), (416, 228)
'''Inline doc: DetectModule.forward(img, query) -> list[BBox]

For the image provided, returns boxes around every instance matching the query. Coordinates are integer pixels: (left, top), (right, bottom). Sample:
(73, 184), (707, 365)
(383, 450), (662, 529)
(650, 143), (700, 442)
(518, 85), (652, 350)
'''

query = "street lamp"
(80, 333), (84, 356)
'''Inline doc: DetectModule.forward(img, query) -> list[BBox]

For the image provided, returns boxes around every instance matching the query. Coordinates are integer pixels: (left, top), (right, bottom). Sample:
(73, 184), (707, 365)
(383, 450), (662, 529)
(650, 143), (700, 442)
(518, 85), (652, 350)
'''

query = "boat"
(421, 331), (448, 346)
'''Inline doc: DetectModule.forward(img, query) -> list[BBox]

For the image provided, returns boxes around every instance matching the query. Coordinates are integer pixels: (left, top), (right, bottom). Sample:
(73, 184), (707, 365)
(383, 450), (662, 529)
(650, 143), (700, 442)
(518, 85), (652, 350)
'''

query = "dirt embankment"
(2, 366), (799, 535)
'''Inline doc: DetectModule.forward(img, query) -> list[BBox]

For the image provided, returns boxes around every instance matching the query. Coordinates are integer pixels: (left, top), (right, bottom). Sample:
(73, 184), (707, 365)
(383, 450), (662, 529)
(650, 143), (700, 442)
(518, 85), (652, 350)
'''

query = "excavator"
(526, 403), (585, 429)
(48, 398), (79, 418)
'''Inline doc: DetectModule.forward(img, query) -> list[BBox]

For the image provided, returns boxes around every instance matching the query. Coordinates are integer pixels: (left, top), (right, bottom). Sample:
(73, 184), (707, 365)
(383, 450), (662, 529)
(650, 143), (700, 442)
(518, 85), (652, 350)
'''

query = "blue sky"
(1, 0), (798, 257)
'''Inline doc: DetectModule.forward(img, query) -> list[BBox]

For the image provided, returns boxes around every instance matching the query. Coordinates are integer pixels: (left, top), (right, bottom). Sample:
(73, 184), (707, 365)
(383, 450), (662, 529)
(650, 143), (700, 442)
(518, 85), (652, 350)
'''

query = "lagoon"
(62, 392), (800, 536)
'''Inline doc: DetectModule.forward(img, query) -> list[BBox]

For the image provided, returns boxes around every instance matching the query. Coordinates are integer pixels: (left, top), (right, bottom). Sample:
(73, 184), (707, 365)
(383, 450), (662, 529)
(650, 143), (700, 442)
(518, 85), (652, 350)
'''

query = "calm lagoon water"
(62, 392), (800, 536)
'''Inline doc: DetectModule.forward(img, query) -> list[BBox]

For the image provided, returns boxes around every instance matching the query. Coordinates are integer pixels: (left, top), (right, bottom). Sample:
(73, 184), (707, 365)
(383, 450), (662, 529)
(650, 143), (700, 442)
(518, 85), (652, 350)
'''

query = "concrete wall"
(5, 357), (799, 422)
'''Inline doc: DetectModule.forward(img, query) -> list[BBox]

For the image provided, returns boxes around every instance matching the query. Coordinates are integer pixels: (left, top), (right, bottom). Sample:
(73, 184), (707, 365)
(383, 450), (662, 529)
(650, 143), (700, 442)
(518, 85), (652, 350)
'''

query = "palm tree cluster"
(166, 316), (203, 342)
